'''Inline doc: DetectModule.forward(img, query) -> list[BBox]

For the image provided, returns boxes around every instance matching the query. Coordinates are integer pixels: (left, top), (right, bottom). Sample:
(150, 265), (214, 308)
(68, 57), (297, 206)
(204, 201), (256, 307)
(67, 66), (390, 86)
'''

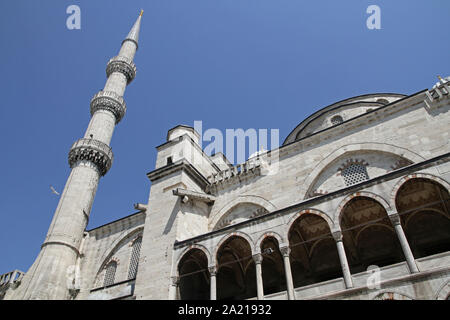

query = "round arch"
(175, 244), (212, 275)
(255, 231), (285, 254)
(390, 173), (450, 206)
(435, 280), (450, 300)
(355, 223), (395, 244)
(214, 232), (255, 264)
(300, 143), (424, 200)
(287, 209), (335, 235)
(337, 191), (392, 225)
(209, 195), (277, 230)
(95, 227), (144, 276)
(394, 176), (450, 259)
(372, 291), (414, 300)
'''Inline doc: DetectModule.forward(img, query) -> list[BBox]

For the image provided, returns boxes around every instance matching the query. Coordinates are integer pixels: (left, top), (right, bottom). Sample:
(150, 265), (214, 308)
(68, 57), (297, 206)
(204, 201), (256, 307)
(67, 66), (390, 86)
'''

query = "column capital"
(252, 253), (263, 264)
(332, 231), (343, 242)
(170, 276), (179, 286)
(280, 246), (291, 257)
(388, 213), (402, 226)
(208, 265), (217, 276)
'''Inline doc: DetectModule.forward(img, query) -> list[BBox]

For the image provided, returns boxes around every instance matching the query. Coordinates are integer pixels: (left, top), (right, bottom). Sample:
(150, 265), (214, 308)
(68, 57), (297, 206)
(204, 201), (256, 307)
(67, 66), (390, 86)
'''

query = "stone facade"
(2, 12), (450, 300)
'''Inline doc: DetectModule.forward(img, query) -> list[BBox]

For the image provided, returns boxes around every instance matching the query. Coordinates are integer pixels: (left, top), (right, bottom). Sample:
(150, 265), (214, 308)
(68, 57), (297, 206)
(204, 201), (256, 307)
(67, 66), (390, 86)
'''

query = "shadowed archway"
(288, 214), (341, 288)
(340, 197), (404, 274)
(216, 236), (256, 300)
(178, 248), (209, 300)
(260, 237), (286, 295)
(395, 178), (450, 259)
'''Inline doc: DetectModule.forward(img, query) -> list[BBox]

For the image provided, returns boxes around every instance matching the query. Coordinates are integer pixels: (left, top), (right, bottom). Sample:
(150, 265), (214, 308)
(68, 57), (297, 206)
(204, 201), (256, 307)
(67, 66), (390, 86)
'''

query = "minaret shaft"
(9, 13), (142, 300)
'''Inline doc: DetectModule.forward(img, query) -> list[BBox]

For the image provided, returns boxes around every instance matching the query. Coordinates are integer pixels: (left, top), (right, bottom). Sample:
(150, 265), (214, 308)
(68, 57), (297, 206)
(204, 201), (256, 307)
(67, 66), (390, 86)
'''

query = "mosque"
(1, 12), (450, 300)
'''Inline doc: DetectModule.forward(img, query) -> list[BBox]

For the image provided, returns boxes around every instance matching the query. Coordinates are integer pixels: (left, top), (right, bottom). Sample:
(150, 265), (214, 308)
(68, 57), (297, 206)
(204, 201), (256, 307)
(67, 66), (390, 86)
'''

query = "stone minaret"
(11, 11), (143, 300)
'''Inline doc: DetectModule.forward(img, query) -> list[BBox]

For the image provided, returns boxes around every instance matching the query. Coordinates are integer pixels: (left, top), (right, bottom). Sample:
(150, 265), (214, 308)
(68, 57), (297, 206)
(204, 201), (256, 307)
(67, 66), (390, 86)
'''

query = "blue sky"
(0, 0), (449, 274)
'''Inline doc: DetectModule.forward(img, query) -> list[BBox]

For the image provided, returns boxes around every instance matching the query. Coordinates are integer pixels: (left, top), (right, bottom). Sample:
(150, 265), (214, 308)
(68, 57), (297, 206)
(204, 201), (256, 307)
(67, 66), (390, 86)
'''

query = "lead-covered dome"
(283, 93), (406, 145)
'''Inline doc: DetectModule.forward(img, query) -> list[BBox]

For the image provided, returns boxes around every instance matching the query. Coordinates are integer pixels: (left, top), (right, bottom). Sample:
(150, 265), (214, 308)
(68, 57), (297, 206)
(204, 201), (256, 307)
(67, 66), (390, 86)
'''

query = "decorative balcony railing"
(0, 270), (24, 287)
(68, 138), (114, 176)
(90, 90), (127, 124)
(424, 80), (450, 109)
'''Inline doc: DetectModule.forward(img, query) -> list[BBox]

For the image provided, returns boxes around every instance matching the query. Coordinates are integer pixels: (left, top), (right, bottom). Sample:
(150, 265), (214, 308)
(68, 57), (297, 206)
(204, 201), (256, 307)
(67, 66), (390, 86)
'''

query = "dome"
(283, 93), (406, 146)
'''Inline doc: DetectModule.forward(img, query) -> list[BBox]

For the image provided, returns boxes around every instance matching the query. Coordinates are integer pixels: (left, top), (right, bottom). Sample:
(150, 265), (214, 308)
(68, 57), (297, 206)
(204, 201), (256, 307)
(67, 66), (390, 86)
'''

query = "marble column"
(332, 231), (353, 289)
(209, 266), (217, 300)
(253, 254), (264, 300)
(389, 213), (419, 273)
(169, 276), (179, 300)
(280, 246), (295, 300)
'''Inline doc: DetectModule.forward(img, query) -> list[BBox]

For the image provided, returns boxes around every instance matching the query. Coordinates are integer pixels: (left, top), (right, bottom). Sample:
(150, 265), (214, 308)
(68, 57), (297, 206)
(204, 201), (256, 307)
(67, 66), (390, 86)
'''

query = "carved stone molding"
(106, 55), (137, 84)
(388, 213), (402, 226)
(208, 266), (217, 276)
(207, 159), (261, 193)
(252, 253), (263, 264)
(171, 276), (180, 286)
(332, 231), (343, 242)
(280, 246), (291, 257)
(68, 138), (114, 176)
(90, 90), (127, 124)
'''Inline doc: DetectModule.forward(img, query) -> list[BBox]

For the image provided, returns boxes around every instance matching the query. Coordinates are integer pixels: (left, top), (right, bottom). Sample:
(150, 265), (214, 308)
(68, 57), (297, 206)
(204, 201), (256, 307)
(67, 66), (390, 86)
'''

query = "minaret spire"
(123, 10), (143, 50)
(10, 13), (143, 300)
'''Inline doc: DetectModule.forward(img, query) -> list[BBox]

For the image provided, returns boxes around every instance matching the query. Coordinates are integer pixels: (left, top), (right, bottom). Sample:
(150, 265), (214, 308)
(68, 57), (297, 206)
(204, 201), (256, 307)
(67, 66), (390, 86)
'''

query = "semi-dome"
(283, 93), (406, 146)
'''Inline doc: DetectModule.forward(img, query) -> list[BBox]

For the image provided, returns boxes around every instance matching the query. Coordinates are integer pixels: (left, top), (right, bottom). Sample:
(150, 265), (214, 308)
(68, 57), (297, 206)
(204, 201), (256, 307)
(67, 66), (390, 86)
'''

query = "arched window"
(330, 115), (343, 125)
(341, 163), (369, 186)
(128, 236), (142, 280)
(104, 261), (117, 287)
(376, 98), (389, 105)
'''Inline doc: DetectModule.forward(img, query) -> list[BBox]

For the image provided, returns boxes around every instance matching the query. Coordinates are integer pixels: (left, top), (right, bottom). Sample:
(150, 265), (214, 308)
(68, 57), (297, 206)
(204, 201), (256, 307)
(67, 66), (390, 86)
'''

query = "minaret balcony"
(68, 138), (114, 176)
(106, 55), (137, 84)
(90, 90), (127, 124)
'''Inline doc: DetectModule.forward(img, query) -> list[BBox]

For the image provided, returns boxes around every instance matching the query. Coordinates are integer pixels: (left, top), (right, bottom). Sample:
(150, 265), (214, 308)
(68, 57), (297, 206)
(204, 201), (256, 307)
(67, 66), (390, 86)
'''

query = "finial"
(438, 75), (443, 81)
(140, 9), (144, 17)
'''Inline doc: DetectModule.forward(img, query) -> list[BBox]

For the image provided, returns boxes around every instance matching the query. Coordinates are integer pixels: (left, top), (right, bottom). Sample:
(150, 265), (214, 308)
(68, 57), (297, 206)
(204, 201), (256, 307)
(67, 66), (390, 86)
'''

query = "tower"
(10, 12), (143, 300)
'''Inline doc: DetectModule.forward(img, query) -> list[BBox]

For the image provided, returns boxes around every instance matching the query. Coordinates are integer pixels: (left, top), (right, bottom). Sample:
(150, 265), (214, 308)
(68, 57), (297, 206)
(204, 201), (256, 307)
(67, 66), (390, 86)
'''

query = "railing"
(0, 270), (24, 286)
(425, 80), (450, 108)
(70, 138), (113, 160)
(208, 157), (261, 185)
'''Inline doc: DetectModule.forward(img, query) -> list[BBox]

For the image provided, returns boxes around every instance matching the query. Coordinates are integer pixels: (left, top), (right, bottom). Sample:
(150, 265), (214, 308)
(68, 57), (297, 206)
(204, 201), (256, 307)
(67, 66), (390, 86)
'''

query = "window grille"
(331, 115), (343, 125)
(104, 261), (117, 287)
(128, 236), (142, 280)
(341, 163), (369, 186)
